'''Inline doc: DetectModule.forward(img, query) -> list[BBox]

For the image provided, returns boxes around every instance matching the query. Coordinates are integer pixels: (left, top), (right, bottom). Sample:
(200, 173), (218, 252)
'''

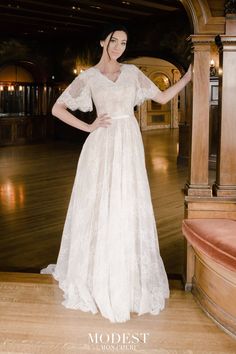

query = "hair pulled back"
(99, 23), (129, 61)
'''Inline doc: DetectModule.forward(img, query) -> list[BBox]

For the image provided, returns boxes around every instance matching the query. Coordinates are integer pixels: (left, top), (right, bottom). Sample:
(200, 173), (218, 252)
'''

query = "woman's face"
(101, 30), (127, 60)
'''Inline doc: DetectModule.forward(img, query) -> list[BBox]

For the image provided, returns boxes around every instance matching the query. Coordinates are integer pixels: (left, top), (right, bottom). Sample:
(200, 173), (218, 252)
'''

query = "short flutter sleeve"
(56, 71), (93, 112)
(133, 65), (160, 106)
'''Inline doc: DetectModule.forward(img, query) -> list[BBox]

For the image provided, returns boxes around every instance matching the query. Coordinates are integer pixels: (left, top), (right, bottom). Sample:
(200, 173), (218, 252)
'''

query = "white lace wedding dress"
(41, 64), (170, 323)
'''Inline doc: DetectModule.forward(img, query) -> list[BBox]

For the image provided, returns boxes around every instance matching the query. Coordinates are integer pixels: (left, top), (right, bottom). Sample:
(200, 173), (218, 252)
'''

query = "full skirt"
(41, 115), (170, 323)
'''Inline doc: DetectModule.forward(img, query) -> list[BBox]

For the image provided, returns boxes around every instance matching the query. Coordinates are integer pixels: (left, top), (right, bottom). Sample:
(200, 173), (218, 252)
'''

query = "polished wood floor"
(0, 272), (235, 353)
(1, 130), (235, 352)
(0, 129), (215, 276)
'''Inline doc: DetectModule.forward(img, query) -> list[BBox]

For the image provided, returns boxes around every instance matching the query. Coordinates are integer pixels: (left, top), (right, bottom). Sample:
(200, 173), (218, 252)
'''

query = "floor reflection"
(151, 156), (169, 173)
(0, 180), (25, 211)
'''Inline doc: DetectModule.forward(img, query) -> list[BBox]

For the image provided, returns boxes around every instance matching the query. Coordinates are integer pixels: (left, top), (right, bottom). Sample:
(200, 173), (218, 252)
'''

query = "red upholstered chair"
(182, 218), (236, 337)
(183, 218), (236, 272)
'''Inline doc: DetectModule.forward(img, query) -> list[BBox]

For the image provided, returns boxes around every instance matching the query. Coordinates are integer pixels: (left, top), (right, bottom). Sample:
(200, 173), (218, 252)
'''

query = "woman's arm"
(52, 103), (111, 133)
(153, 65), (192, 105)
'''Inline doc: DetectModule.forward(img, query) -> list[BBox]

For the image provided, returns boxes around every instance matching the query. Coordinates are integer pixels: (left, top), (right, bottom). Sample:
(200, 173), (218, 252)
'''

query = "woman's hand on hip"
(88, 113), (112, 132)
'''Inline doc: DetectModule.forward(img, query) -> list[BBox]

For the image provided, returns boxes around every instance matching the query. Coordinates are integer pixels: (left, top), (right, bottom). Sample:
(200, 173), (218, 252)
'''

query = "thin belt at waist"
(110, 114), (131, 120)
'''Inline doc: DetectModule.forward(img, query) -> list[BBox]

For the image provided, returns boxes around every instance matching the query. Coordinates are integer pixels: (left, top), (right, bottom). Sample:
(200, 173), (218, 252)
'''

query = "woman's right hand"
(88, 113), (112, 132)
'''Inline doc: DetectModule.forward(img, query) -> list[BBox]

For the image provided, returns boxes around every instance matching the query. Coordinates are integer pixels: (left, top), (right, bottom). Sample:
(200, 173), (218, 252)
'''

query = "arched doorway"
(0, 64), (34, 116)
(126, 57), (183, 130)
(0, 62), (55, 145)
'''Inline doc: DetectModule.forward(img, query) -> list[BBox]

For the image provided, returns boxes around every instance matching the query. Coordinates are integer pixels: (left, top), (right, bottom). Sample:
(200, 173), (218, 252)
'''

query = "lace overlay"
(56, 71), (93, 112)
(41, 64), (170, 323)
(132, 65), (160, 106)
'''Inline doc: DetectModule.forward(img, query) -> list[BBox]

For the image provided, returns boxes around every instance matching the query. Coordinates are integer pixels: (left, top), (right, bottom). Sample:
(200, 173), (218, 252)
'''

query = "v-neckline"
(92, 64), (124, 84)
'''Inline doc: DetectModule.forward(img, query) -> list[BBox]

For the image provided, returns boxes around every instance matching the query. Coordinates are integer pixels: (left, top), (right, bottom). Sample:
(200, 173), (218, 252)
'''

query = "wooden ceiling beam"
(0, 0), (185, 37)
(0, 12), (98, 29)
(17, 0), (152, 17)
(125, 0), (180, 11)
(0, 4), (128, 22)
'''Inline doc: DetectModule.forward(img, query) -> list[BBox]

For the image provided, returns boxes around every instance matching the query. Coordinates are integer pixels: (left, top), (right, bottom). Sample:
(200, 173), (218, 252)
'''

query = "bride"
(41, 24), (192, 323)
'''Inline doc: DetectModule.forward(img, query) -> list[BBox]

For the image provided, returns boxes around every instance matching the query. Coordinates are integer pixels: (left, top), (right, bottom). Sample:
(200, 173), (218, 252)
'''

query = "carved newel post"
(214, 0), (236, 197)
(185, 35), (215, 197)
(171, 69), (180, 129)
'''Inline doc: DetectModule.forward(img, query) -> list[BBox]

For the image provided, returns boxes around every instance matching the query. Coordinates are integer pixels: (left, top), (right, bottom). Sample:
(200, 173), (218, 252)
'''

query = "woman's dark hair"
(99, 23), (129, 61)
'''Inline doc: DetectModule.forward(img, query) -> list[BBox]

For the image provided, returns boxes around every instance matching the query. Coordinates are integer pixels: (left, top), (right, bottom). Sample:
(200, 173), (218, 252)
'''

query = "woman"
(41, 24), (192, 323)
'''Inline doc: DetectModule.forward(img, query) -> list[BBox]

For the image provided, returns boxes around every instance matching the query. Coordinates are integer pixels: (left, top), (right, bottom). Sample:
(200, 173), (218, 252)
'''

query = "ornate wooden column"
(185, 35), (215, 197)
(171, 69), (180, 129)
(214, 3), (236, 197)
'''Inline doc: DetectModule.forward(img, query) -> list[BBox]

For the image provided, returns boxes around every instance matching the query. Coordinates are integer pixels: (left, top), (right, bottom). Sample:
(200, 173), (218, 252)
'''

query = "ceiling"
(0, 0), (187, 38)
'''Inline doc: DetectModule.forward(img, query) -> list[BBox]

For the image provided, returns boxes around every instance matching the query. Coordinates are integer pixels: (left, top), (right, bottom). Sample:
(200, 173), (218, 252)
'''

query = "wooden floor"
(0, 272), (235, 353)
(0, 130), (235, 352)
(0, 129), (200, 276)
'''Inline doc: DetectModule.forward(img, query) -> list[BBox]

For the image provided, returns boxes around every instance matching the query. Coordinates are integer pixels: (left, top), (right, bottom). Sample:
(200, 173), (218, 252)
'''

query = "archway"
(126, 57), (183, 130)
(180, 0), (225, 34)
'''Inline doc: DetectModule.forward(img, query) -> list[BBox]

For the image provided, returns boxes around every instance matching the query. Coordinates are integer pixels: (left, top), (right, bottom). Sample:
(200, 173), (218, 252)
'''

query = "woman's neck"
(95, 58), (121, 74)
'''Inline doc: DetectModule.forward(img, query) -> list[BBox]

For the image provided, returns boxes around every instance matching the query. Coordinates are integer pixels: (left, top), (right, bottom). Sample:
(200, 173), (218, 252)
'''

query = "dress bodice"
(56, 64), (160, 118)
